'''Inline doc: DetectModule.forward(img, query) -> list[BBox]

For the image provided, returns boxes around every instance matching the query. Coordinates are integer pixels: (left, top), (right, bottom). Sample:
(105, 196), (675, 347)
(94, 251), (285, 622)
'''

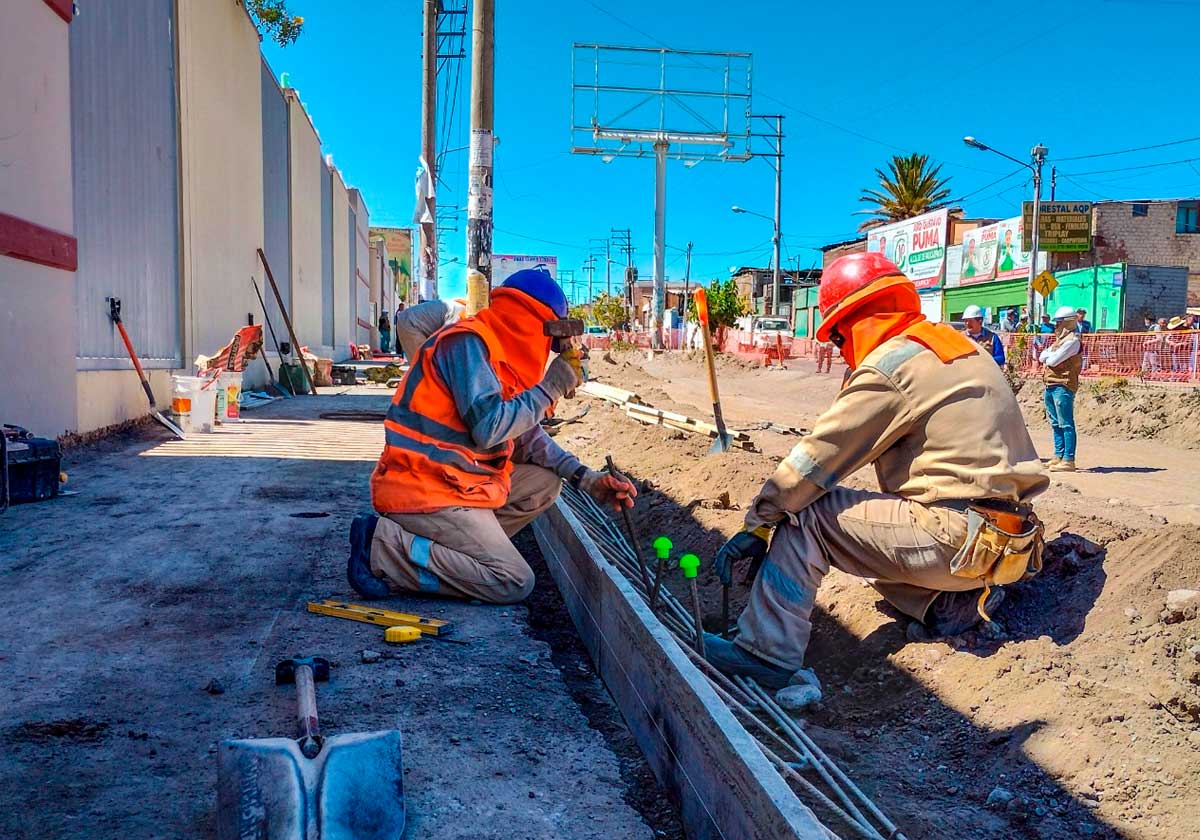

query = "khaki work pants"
(369, 464), (561, 604)
(737, 486), (977, 672)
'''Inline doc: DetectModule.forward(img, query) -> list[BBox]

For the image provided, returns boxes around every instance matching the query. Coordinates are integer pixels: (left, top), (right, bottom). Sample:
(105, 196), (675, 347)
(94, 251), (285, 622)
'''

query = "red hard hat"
(816, 252), (915, 341)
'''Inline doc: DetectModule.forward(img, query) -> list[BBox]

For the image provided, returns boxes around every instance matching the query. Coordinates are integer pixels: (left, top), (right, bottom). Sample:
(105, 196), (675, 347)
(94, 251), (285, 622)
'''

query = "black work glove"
(714, 527), (770, 586)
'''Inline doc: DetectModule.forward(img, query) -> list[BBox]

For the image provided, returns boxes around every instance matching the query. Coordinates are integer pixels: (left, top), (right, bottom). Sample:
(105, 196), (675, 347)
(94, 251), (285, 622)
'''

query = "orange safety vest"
(370, 288), (554, 514)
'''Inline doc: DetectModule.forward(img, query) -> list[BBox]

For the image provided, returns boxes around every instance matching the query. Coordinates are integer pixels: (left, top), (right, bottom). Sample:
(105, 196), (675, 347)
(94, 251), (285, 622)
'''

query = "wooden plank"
(532, 501), (827, 840)
(625, 404), (751, 441)
(579, 381), (640, 405)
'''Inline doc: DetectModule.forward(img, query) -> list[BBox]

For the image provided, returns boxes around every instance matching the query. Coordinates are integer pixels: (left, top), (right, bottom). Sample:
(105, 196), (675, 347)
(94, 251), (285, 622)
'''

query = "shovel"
(108, 297), (186, 440)
(691, 288), (734, 453)
(216, 656), (406, 840)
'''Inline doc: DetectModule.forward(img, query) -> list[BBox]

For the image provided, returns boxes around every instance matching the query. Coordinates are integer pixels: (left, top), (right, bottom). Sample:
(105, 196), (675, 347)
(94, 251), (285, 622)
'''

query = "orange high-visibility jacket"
(370, 289), (554, 514)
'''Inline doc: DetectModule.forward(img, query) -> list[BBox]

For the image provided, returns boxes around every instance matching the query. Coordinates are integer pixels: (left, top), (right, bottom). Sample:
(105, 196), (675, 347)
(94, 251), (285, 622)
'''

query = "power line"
(1055, 135), (1200, 161)
(1061, 156), (1200, 177)
(946, 167), (1028, 204)
(494, 226), (590, 252)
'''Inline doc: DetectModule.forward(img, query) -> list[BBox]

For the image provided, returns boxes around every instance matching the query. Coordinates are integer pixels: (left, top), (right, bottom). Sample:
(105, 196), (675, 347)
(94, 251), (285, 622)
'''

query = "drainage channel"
(554, 483), (909, 840)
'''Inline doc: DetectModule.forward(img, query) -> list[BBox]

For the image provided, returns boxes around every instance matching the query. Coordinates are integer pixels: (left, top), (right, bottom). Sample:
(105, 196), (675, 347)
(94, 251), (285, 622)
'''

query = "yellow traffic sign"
(1031, 270), (1058, 297)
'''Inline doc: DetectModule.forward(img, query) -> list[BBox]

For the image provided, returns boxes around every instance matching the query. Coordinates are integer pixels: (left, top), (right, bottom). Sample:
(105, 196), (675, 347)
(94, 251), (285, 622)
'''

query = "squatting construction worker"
(347, 268), (637, 604)
(962, 304), (1006, 366)
(1040, 306), (1083, 472)
(394, 297), (468, 362)
(705, 253), (1049, 694)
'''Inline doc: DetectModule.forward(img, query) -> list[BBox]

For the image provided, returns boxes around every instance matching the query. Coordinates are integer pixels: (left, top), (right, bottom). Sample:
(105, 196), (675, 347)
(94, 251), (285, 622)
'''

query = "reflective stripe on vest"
(370, 318), (518, 513)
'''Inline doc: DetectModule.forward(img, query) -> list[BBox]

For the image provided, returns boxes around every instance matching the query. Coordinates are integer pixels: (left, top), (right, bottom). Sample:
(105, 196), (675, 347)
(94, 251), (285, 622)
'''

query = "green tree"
(247, 0), (305, 46)
(686, 278), (748, 347)
(857, 153), (952, 232)
(590, 293), (628, 331)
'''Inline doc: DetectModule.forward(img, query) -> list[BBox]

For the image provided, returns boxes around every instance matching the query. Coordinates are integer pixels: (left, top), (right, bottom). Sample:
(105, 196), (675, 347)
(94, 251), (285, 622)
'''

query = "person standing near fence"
(1040, 307), (1083, 472)
(962, 305), (1006, 366)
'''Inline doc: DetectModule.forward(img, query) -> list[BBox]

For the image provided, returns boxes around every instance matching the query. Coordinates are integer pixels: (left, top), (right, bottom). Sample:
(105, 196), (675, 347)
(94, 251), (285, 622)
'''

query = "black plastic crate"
(2, 425), (61, 506)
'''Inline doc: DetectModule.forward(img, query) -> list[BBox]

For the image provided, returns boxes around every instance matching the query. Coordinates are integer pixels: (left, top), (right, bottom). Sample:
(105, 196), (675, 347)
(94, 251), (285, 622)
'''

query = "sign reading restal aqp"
(1021, 201), (1093, 252)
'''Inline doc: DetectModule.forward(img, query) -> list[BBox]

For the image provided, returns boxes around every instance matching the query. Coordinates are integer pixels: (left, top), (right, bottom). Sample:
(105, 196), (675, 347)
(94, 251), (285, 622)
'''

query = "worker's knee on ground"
(487, 560), (536, 604)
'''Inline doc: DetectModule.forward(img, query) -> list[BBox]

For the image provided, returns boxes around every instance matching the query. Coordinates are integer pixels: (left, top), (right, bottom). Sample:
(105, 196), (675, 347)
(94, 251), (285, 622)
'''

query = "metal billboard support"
(571, 44), (752, 348)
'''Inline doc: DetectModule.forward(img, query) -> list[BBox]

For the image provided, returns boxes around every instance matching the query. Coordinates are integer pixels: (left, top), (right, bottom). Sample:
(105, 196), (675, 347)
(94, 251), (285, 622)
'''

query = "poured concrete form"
(533, 500), (829, 840)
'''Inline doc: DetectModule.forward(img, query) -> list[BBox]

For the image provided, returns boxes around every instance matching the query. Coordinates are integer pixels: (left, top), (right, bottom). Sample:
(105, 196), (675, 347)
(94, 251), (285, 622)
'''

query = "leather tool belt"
(946, 499), (1044, 621)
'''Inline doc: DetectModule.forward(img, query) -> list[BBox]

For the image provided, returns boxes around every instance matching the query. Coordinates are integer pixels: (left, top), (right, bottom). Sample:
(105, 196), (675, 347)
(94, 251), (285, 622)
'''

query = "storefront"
(943, 279), (1028, 323)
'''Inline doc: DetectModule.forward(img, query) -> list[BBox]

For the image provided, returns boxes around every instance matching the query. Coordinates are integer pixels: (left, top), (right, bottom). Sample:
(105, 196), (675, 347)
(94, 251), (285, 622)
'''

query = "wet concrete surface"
(0, 388), (678, 839)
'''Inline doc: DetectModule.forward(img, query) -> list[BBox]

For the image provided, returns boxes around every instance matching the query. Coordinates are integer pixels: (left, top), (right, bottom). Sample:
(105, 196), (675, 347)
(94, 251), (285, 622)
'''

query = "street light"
(962, 135), (1050, 318)
(731, 204), (783, 315)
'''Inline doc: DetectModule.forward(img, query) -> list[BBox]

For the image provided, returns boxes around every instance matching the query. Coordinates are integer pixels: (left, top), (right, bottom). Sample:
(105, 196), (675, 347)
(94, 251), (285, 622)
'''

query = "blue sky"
(263, 0), (1200, 300)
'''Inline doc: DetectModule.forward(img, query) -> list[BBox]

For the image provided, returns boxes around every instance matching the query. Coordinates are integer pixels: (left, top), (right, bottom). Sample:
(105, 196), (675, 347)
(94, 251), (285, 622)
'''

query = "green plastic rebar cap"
(679, 553), (700, 579)
(652, 536), (673, 559)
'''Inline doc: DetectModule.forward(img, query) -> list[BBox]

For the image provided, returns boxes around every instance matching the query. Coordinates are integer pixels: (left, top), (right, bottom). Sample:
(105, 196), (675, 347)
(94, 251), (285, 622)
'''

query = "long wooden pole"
(257, 248), (316, 396)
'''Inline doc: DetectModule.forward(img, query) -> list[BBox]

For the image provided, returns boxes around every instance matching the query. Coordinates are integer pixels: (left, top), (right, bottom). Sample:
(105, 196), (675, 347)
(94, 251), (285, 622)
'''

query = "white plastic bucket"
(171, 375), (204, 433)
(191, 377), (218, 433)
(219, 372), (244, 422)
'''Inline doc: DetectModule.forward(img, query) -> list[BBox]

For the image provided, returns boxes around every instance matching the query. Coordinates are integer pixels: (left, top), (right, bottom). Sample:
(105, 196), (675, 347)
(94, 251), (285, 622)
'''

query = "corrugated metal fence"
(71, 0), (180, 369)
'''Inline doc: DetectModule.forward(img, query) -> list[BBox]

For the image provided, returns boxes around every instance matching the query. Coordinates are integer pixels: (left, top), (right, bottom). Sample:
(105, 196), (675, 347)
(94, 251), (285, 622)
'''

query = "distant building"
(728, 266), (821, 319)
(1047, 199), (1200, 307)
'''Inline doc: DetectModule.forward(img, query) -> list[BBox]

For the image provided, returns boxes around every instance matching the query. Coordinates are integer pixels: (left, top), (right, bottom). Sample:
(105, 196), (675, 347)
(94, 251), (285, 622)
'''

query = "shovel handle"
(294, 664), (322, 759)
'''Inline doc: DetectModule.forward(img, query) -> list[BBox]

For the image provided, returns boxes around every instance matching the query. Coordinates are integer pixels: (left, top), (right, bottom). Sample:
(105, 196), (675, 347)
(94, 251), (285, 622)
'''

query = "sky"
(263, 0), (1200, 301)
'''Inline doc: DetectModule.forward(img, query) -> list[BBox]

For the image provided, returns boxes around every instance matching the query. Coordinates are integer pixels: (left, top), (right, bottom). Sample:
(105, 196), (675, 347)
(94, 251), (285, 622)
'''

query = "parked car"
(750, 316), (791, 347)
(584, 325), (611, 338)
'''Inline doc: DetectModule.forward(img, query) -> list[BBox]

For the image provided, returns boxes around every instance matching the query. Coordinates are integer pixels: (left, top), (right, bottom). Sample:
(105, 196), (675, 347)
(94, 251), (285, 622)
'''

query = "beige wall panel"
(177, 0), (265, 385)
(331, 169), (352, 352)
(0, 4), (76, 438)
(286, 93), (324, 351)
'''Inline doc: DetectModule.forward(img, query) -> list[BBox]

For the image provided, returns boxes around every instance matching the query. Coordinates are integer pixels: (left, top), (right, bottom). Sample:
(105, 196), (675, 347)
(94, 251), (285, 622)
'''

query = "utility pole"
(589, 238), (610, 298)
(1050, 165), (1057, 201)
(419, 0), (439, 302)
(582, 255), (596, 302)
(1028, 144), (1048, 320)
(611, 227), (634, 322)
(465, 0), (494, 312)
(681, 241), (693, 350)
(770, 116), (783, 320)
(652, 140), (668, 348)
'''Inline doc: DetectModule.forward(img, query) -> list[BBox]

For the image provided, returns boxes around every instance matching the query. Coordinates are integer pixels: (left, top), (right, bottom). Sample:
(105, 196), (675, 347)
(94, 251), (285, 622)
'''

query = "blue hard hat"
(500, 267), (568, 319)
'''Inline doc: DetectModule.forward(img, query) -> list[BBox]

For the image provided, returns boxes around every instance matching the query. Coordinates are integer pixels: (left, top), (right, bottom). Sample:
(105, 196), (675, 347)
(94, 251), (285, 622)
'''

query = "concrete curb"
(532, 498), (829, 839)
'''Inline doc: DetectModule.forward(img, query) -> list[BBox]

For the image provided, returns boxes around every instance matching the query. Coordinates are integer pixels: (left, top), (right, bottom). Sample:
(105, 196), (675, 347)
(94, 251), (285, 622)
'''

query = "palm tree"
(857, 153), (952, 232)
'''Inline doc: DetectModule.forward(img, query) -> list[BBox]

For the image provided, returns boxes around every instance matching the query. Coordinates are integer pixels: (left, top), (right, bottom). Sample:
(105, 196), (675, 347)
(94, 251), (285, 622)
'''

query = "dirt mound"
(557, 360), (1200, 840)
(1020, 379), (1200, 450)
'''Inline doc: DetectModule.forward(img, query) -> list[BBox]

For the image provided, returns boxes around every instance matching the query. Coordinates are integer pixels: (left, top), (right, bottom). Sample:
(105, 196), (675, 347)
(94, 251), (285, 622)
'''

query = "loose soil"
(553, 350), (1200, 840)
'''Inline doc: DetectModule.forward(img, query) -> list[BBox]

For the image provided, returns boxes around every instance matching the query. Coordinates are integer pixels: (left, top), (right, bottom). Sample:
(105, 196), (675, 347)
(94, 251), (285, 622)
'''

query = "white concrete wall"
(368, 240), (384, 349)
(0, 1), (77, 438)
(176, 0), (266, 387)
(351, 189), (372, 347)
(331, 169), (352, 353)
(286, 91), (325, 356)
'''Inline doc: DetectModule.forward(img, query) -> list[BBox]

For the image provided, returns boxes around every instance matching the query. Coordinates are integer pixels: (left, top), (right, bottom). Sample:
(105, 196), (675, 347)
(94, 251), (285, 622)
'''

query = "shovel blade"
(709, 432), (734, 454)
(217, 731), (405, 840)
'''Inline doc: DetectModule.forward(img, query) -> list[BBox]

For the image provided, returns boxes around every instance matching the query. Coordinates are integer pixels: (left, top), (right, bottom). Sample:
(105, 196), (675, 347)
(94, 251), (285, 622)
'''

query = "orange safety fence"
(998, 331), (1200, 384)
(582, 326), (1200, 383)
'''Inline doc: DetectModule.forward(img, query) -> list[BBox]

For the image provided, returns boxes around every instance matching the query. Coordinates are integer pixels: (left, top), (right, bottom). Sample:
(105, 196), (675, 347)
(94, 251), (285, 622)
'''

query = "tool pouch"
(950, 507), (1044, 620)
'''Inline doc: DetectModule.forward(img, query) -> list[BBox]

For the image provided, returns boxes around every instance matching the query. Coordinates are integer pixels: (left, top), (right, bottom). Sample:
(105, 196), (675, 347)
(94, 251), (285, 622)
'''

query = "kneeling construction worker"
(347, 268), (636, 604)
(707, 253), (1049, 691)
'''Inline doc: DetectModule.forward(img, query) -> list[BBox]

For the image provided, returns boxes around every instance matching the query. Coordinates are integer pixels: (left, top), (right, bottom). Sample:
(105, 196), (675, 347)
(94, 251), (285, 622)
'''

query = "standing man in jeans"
(1040, 306), (1082, 472)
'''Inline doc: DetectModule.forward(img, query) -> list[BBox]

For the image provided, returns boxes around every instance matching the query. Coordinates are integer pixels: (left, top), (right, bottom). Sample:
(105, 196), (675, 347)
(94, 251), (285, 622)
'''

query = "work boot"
(347, 513), (390, 600)
(1050, 460), (1077, 472)
(907, 588), (1006, 641)
(1045, 456), (1061, 468)
(703, 634), (794, 690)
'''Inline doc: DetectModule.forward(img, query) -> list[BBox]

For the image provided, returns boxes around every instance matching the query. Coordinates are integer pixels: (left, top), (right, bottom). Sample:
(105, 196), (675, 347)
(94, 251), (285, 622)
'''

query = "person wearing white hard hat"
(1039, 306), (1083, 471)
(962, 305), (1006, 366)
